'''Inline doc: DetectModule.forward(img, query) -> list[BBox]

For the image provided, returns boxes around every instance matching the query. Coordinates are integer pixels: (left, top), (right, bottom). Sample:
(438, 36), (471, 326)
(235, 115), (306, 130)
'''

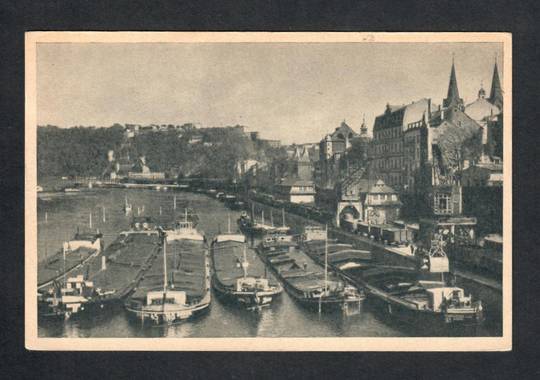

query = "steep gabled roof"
(331, 121), (358, 139)
(443, 60), (464, 109)
(489, 61), (503, 110)
(374, 99), (430, 131)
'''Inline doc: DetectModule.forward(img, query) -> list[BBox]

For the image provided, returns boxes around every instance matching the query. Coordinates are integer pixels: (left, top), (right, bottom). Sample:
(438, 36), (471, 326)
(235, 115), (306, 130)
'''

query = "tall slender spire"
(489, 58), (503, 110)
(443, 55), (464, 109)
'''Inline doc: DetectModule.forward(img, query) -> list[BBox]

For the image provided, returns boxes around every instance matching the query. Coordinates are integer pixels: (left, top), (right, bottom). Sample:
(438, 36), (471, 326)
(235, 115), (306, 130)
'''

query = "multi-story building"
(371, 98), (431, 190)
(369, 58), (503, 217)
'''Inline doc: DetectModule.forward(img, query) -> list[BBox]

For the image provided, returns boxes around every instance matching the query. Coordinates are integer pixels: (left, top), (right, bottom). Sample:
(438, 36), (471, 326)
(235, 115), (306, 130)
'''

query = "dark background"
(1, 0), (538, 378)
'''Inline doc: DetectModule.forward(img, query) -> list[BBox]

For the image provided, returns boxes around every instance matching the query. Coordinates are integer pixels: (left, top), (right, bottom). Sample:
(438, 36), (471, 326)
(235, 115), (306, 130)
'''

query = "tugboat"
(256, 226), (363, 315)
(125, 217), (211, 325)
(211, 217), (282, 310)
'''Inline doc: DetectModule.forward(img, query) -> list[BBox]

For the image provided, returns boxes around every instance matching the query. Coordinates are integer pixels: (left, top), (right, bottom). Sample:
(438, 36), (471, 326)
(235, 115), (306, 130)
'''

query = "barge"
(211, 226), (282, 310)
(302, 226), (484, 326)
(255, 229), (363, 315)
(124, 219), (211, 325)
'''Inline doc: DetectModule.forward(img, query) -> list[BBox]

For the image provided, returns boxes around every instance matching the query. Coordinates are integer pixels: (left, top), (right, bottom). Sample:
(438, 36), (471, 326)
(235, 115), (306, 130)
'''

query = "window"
(434, 193), (452, 215)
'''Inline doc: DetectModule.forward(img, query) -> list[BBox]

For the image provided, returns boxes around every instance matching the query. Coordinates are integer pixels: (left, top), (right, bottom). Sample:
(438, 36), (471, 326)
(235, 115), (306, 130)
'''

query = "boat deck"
(87, 232), (160, 298)
(38, 247), (97, 288)
(130, 238), (207, 302)
(303, 240), (373, 265)
(212, 240), (272, 287)
(260, 245), (342, 293)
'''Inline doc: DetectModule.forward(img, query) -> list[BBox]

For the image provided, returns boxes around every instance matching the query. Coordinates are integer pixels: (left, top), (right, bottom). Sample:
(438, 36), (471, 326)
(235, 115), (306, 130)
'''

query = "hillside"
(37, 124), (283, 180)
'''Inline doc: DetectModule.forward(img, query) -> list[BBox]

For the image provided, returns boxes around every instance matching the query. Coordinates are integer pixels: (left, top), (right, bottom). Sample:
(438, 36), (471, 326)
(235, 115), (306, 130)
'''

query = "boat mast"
(324, 224), (328, 294)
(162, 232), (168, 293)
(63, 242), (67, 286)
(242, 244), (248, 278)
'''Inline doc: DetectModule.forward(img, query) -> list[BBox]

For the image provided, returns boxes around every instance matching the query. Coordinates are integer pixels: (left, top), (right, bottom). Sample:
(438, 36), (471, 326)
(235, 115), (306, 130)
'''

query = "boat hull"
(212, 276), (281, 309)
(364, 293), (484, 330)
(125, 295), (211, 325)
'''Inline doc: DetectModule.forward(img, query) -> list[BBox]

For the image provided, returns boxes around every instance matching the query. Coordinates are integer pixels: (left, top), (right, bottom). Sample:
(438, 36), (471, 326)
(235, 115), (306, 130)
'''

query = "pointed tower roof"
(443, 57), (464, 109)
(360, 114), (368, 135)
(489, 61), (503, 110)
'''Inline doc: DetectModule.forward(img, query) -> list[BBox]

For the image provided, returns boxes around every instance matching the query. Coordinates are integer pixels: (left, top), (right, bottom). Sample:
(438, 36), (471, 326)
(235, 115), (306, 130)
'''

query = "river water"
(37, 188), (499, 337)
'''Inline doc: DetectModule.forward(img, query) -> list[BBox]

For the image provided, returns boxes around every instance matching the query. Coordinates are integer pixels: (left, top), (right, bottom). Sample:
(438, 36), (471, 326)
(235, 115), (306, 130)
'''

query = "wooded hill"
(37, 124), (285, 180)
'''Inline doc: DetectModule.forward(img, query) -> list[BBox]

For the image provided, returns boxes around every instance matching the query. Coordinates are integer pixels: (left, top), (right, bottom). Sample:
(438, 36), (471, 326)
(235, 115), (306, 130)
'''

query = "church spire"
(489, 58), (503, 110)
(443, 55), (464, 109)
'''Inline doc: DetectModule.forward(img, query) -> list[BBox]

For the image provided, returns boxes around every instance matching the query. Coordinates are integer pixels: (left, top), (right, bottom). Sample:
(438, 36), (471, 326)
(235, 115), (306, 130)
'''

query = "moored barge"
(255, 230), (363, 314)
(303, 226), (485, 326)
(124, 219), (211, 325)
(211, 229), (282, 310)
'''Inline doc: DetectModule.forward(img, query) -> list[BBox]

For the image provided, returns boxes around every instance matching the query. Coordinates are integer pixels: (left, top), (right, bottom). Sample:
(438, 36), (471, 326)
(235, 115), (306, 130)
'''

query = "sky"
(37, 42), (504, 144)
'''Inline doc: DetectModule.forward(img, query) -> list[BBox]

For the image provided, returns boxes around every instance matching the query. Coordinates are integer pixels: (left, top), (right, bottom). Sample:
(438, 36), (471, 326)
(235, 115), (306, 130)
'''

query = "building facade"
(369, 58), (503, 217)
(276, 179), (316, 204)
(371, 98), (431, 190)
(317, 121), (365, 189)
